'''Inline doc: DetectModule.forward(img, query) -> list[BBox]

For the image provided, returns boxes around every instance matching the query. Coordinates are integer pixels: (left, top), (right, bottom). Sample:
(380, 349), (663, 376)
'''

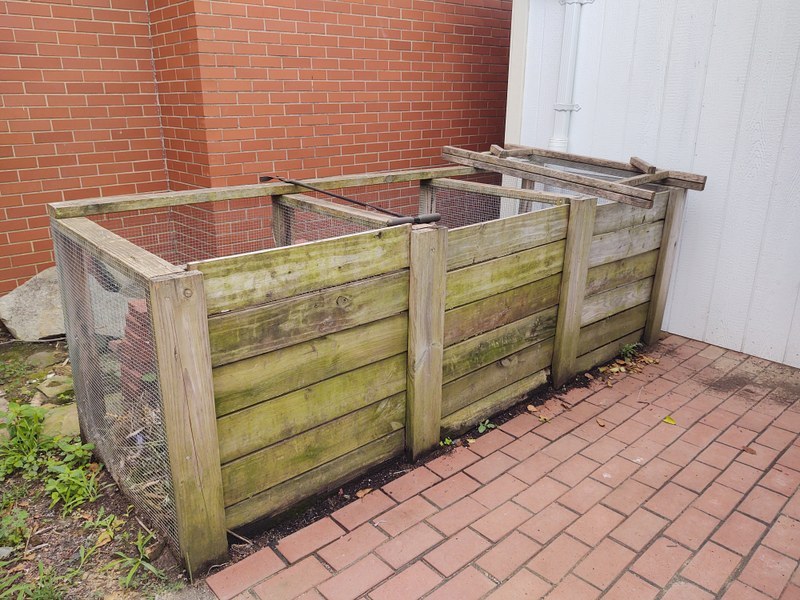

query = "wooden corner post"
(149, 271), (228, 577)
(406, 224), (447, 461)
(644, 187), (687, 345)
(552, 197), (598, 388)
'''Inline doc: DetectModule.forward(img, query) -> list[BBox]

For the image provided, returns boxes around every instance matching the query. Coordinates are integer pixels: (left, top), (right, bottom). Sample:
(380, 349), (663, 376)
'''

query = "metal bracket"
(554, 103), (582, 112)
(560, 0), (595, 4)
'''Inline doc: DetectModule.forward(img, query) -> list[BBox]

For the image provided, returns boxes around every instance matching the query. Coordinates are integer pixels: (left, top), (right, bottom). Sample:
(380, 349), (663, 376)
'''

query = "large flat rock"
(0, 267), (65, 341)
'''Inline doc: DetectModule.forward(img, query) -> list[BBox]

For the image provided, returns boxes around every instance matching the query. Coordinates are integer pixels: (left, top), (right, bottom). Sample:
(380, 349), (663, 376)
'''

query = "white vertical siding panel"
(704, 1), (800, 351)
(569, 0), (606, 154)
(663, 0), (759, 337)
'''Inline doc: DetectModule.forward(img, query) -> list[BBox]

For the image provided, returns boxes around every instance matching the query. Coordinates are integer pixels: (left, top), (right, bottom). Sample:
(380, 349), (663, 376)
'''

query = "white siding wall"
(509, 0), (800, 367)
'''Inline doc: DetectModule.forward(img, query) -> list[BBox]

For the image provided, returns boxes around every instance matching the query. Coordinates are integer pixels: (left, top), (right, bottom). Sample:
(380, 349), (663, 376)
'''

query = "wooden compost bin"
(48, 147), (705, 575)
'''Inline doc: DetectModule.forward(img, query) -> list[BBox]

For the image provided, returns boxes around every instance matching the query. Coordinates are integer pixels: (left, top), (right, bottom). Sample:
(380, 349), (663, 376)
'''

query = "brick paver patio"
(205, 336), (800, 600)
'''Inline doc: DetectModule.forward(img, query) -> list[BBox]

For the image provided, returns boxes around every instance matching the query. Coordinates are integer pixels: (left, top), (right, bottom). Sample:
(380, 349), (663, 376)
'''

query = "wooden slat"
(581, 277), (653, 327)
(217, 354), (406, 464)
(442, 146), (656, 207)
(191, 225), (410, 314)
(577, 303), (649, 356)
(502, 144), (707, 190)
(593, 195), (667, 235)
(406, 225), (447, 461)
(617, 171), (670, 187)
(442, 306), (558, 383)
(645, 188), (687, 345)
(208, 271), (408, 367)
(213, 314), (408, 416)
(588, 221), (664, 268)
(446, 206), (569, 270)
(442, 338), (553, 417)
(271, 203), (292, 247)
(51, 217), (181, 281)
(441, 369), (548, 435)
(225, 431), (404, 529)
(444, 273), (561, 347)
(148, 272), (227, 576)
(446, 240), (565, 309)
(276, 193), (393, 228)
(585, 250), (659, 297)
(629, 156), (657, 174)
(221, 393), (405, 507)
(49, 165), (477, 218)
(575, 330), (644, 374)
(430, 177), (571, 205)
(551, 198), (597, 388)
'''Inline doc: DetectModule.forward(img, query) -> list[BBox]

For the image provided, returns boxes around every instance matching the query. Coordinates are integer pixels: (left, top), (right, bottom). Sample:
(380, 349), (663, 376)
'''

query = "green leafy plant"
(103, 531), (166, 588)
(44, 463), (99, 516)
(0, 403), (53, 480)
(620, 342), (643, 361)
(0, 508), (29, 549)
(477, 419), (496, 434)
(439, 437), (454, 447)
(0, 561), (66, 600)
(53, 438), (94, 470)
(0, 360), (27, 386)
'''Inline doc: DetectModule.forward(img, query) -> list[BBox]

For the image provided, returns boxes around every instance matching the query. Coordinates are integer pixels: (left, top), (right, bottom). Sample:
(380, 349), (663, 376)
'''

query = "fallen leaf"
(596, 418), (606, 427)
(599, 366), (608, 373)
(465, 438), (476, 445)
(741, 446), (757, 455)
(538, 415), (549, 423)
(527, 404), (538, 413)
(615, 359), (626, 365)
(96, 530), (113, 547)
(355, 488), (372, 498)
(663, 416), (677, 425)
(585, 373), (595, 380)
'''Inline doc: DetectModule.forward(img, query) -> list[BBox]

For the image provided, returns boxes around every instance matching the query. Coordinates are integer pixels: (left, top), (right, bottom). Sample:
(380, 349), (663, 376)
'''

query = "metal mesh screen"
(52, 223), (179, 552)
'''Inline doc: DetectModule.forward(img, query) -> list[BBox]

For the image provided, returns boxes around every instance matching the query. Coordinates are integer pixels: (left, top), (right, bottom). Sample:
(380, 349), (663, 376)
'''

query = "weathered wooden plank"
(191, 225), (410, 314)
(442, 338), (553, 417)
(225, 431), (404, 529)
(593, 194), (667, 235)
(49, 166), (477, 218)
(443, 305), (558, 383)
(442, 146), (656, 207)
(217, 354), (406, 464)
(208, 271), (409, 367)
(552, 198), (597, 388)
(430, 177), (571, 205)
(585, 250), (659, 297)
(444, 273), (561, 347)
(446, 240), (565, 309)
(446, 205), (569, 270)
(441, 369), (549, 435)
(214, 314), (408, 416)
(51, 217), (181, 281)
(645, 188), (687, 345)
(629, 156), (657, 174)
(617, 171), (670, 187)
(419, 180), (434, 213)
(148, 272), (227, 576)
(271, 202), (292, 247)
(575, 330), (644, 374)
(581, 277), (653, 327)
(577, 303), (649, 356)
(221, 393), (405, 506)
(588, 221), (664, 268)
(276, 193), (393, 228)
(406, 225), (447, 461)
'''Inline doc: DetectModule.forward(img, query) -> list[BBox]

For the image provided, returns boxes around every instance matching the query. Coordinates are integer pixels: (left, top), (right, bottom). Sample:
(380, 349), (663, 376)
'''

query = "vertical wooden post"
(551, 197), (597, 388)
(271, 199), (293, 247)
(419, 179), (435, 214)
(406, 224), (447, 461)
(149, 271), (228, 577)
(644, 187), (687, 345)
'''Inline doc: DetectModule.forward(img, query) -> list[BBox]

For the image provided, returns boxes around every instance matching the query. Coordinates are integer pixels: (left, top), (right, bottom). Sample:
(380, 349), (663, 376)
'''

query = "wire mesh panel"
(52, 223), (179, 552)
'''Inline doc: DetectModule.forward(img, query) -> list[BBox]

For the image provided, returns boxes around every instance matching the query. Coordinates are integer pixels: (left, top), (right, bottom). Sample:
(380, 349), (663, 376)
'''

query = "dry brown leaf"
(741, 446), (757, 455)
(527, 404), (538, 413)
(596, 418), (606, 427)
(96, 530), (113, 548)
(538, 415), (549, 423)
(585, 373), (595, 380)
(465, 438), (477, 445)
(355, 488), (372, 499)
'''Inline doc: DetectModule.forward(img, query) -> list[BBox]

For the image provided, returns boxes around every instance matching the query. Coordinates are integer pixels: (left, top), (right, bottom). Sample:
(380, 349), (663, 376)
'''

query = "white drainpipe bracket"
(554, 103), (582, 112)
(560, 0), (595, 5)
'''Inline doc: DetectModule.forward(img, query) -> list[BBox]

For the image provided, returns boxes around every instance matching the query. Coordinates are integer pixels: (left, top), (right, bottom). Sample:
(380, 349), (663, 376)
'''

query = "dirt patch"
(707, 373), (752, 395)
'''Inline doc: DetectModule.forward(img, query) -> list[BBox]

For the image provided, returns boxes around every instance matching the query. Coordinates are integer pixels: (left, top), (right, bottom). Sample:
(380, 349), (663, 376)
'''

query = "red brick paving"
(206, 337), (800, 599)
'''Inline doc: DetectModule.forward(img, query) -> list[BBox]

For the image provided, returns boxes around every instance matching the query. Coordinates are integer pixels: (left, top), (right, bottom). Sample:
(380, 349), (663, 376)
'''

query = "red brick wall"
(0, 0), (168, 294)
(0, 0), (511, 295)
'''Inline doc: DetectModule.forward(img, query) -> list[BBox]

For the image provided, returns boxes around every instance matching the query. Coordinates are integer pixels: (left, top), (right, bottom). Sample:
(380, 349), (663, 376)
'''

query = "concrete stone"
(26, 350), (62, 369)
(37, 375), (74, 401)
(0, 268), (64, 341)
(42, 403), (80, 438)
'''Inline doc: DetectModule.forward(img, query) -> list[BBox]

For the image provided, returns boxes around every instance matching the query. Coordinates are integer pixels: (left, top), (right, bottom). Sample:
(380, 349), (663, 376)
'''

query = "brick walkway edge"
(205, 336), (800, 600)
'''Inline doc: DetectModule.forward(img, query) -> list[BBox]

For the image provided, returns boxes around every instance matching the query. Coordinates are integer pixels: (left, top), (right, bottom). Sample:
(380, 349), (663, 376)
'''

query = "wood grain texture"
(585, 250), (659, 297)
(221, 393), (405, 506)
(192, 225), (410, 314)
(552, 197), (597, 388)
(582, 277), (653, 327)
(577, 303), (649, 356)
(444, 273), (561, 347)
(213, 314), (408, 416)
(276, 193), (393, 228)
(406, 225), (447, 460)
(446, 239), (565, 309)
(588, 221), (663, 268)
(446, 206), (569, 270)
(593, 194), (667, 235)
(208, 271), (408, 366)
(224, 431), (404, 529)
(575, 329), (644, 373)
(217, 354), (406, 464)
(430, 177), (570, 204)
(148, 272), (227, 576)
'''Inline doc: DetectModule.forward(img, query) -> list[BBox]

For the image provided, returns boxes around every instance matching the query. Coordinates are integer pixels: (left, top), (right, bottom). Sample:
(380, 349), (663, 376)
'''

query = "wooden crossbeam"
(429, 178), (572, 205)
(617, 171), (671, 187)
(629, 156), (657, 174)
(276, 193), (393, 228)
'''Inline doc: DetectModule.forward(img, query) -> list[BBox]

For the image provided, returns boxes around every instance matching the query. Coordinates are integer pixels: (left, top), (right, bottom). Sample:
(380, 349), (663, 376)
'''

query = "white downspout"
(548, 0), (590, 152)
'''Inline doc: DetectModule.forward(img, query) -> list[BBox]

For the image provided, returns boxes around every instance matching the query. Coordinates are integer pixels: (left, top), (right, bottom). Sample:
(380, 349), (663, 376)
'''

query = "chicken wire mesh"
(52, 223), (180, 553)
